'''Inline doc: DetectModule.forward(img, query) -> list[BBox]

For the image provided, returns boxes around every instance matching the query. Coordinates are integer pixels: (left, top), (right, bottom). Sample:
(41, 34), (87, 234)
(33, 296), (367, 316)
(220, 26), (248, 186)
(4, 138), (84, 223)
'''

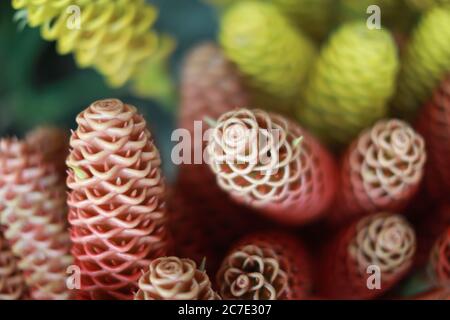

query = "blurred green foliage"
(0, 0), (219, 179)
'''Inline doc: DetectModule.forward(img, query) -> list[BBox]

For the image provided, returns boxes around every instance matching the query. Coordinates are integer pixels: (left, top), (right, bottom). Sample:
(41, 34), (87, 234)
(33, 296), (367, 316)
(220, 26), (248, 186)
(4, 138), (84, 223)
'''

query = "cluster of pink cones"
(0, 42), (449, 301)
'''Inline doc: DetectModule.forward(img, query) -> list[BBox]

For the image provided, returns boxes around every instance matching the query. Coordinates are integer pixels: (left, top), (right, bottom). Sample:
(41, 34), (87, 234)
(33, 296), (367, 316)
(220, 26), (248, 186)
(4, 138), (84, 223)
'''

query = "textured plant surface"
(0, 231), (26, 300)
(331, 119), (426, 225)
(0, 139), (72, 300)
(135, 256), (219, 300)
(319, 212), (416, 299)
(429, 227), (450, 288)
(180, 42), (249, 135)
(12, 0), (165, 87)
(220, 1), (316, 113)
(207, 108), (337, 225)
(391, 5), (450, 121)
(217, 232), (312, 300)
(297, 21), (398, 147)
(67, 99), (170, 299)
(416, 75), (450, 201)
(176, 47), (262, 273)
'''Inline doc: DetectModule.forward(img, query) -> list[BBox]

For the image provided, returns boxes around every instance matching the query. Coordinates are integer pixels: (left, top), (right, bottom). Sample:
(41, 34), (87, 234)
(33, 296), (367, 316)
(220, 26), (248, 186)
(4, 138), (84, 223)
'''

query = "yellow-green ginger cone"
(220, 1), (317, 114)
(271, 0), (335, 41)
(297, 21), (399, 148)
(209, 0), (334, 41)
(391, 5), (450, 122)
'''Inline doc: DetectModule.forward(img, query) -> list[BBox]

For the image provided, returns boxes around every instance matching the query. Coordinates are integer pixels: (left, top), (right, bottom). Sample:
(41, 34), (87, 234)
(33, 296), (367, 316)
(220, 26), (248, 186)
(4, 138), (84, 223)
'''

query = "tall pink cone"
(216, 232), (312, 300)
(67, 99), (170, 299)
(318, 212), (416, 299)
(0, 139), (73, 300)
(331, 119), (426, 225)
(207, 108), (337, 225)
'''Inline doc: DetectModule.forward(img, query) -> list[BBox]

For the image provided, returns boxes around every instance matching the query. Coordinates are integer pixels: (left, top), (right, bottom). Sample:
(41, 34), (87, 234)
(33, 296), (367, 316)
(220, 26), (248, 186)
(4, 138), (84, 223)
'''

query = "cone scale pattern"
(297, 21), (399, 147)
(220, 1), (316, 113)
(429, 227), (450, 288)
(416, 75), (450, 201)
(207, 108), (337, 225)
(176, 44), (263, 274)
(0, 139), (72, 300)
(392, 5), (450, 121)
(217, 232), (312, 300)
(12, 0), (161, 87)
(67, 99), (170, 300)
(319, 212), (416, 299)
(331, 119), (426, 225)
(135, 256), (220, 300)
(0, 231), (26, 300)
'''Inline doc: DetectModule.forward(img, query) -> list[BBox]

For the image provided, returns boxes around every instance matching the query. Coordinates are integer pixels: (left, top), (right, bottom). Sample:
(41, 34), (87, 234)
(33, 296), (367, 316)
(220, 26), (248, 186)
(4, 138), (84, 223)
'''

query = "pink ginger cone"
(0, 139), (73, 300)
(217, 232), (312, 300)
(135, 256), (220, 300)
(207, 108), (337, 225)
(331, 119), (426, 225)
(67, 99), (170, 300)
(318, 212), (416, 299)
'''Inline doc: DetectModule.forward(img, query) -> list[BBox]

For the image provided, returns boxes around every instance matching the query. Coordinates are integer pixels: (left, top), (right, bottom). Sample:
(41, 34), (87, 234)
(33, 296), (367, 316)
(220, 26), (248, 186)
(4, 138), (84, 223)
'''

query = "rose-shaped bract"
(319, 212), (416, 299)
(135, 256), (219, 300)
(217, 232), (312, 300)
(332, 119), (426, 225)
(207, 108), (337, 225)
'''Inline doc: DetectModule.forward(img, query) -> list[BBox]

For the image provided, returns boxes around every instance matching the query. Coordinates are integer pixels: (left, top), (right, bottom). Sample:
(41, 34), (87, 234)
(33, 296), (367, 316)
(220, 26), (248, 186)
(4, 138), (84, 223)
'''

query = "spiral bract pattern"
(207, 108), (337, 225)
(135, 256), (219, 300)
(67, 99), (170, 299)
